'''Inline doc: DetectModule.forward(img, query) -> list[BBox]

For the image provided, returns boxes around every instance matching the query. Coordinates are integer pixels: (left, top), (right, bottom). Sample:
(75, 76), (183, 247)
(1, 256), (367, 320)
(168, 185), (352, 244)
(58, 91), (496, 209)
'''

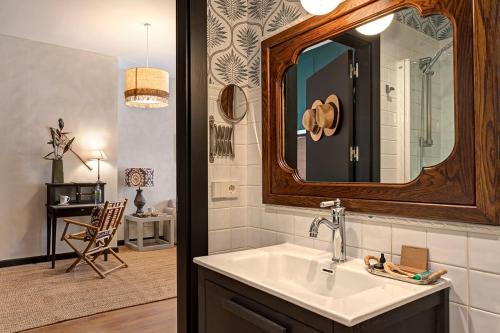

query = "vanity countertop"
(194, 243), (450, 327)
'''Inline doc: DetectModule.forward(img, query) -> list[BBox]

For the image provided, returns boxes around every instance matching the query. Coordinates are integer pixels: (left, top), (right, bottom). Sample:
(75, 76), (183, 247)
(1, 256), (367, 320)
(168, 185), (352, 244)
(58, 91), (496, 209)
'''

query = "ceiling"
(0, 0), (176, 76)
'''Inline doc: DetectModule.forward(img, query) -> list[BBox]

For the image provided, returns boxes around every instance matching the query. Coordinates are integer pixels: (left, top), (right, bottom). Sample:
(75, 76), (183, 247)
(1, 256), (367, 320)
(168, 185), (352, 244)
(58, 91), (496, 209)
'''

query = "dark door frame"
(334, 32), (380, 182)
(176, 0), (208, 332)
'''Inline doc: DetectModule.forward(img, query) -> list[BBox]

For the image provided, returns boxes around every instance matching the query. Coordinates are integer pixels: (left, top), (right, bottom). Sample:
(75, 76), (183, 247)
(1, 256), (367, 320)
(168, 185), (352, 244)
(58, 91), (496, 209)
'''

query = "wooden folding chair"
(61, 199), (128, 279)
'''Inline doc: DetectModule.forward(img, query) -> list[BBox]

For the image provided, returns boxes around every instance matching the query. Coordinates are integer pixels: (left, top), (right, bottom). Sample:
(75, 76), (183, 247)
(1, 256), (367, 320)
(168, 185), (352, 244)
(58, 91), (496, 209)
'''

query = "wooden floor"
(25, 298), (177, 333)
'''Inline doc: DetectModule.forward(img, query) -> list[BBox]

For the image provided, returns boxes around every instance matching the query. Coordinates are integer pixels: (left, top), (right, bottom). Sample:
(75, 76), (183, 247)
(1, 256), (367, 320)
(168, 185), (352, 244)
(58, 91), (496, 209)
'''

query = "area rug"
(0, 247), (177, 333)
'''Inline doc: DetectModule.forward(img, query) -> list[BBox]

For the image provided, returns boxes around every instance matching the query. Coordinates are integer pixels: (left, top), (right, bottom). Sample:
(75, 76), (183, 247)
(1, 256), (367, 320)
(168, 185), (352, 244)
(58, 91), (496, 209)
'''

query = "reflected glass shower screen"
(413, 43), (455, 174)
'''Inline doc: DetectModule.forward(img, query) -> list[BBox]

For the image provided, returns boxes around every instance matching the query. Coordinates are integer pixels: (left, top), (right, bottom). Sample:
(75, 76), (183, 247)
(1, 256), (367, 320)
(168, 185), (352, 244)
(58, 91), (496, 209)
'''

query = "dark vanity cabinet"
(198, 267), (449, 333)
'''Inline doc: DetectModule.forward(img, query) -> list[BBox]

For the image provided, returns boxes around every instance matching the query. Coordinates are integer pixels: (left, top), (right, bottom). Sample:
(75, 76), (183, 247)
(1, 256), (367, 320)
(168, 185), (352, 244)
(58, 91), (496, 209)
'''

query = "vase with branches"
(43, 118), (92, 183)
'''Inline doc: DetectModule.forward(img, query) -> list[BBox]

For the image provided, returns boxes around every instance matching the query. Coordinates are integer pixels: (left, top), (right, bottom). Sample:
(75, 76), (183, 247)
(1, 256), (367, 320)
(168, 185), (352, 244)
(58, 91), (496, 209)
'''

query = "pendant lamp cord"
(145, 23), (151, 68)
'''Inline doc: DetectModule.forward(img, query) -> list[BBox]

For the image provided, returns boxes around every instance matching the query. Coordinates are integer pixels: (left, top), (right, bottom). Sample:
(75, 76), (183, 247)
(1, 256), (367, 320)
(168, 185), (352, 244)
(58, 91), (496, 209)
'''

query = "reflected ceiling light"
(124, 23), (169, 109)
(356, 14), (394, 35)
(300, 0), (341, 15)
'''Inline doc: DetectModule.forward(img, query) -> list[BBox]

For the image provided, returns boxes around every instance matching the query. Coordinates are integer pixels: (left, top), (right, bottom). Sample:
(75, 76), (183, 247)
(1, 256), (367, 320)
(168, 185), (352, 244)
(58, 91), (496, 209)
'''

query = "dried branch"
(43, 119), (93, 170)
(70, 148), (93, 171)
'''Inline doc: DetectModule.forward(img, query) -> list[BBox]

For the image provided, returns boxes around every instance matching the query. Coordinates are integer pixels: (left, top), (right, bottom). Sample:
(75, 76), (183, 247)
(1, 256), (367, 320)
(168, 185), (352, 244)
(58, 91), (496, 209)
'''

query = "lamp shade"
(124, 68), (169, 109)
(300, 0), (341, 15)
(355, 14), (394, 35)
(125, 168), (154, 187)
(87, 149), (107, 161)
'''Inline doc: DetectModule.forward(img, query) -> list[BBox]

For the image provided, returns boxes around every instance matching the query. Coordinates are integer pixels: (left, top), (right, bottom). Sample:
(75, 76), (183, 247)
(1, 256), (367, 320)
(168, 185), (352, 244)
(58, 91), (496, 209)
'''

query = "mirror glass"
(284, 8), (454, 183)
(218, 84), (248, 123)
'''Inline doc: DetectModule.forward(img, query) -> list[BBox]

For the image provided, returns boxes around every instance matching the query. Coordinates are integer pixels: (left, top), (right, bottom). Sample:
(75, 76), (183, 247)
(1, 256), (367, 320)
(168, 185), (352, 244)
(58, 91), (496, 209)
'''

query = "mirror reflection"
(284, 8), (454, 183)
(218, 84), (248, 124)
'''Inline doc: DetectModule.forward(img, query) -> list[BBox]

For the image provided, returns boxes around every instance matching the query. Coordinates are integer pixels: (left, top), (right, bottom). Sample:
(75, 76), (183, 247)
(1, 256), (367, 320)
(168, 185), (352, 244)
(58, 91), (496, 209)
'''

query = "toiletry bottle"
(94, 184), (102, 204)
(379, 253), (386, 265)
(374, 253), (386, 270)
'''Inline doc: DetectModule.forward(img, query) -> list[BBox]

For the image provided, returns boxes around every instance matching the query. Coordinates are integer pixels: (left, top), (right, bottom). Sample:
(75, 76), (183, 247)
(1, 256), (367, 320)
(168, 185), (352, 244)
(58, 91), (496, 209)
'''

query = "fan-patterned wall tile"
(212, 49), (248, 85)
(264, 2), (303, 33)
(395, 7), (452, 40)
(208, 9), (230, 51)
(208, 0), (308, 88)
(213, 0), (247, 22)
(234, 24), (259, 58)
(207, 2), (451, 88)
(248, 56), (261, 87)
(248, 0), (278, 22)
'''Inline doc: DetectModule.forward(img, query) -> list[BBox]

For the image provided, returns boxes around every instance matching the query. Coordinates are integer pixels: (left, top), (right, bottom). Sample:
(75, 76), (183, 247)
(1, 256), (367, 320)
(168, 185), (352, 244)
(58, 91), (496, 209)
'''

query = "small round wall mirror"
(218, 84), (248, 124)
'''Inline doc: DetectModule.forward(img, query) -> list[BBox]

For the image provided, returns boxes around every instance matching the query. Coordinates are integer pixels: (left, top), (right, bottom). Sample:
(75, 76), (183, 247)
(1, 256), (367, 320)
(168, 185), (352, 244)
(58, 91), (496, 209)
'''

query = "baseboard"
(0, 247), (120, 268)
(118, 236), (165, 247)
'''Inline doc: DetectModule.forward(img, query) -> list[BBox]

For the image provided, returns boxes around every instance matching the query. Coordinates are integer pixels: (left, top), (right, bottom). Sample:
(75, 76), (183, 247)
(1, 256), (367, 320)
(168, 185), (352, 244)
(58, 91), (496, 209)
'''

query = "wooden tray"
(366, 267), (442, 285)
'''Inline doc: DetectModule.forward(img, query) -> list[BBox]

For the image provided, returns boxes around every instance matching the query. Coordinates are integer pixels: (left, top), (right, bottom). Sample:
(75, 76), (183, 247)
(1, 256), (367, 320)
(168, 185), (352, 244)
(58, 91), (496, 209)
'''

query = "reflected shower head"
(420, 42), (453, 74)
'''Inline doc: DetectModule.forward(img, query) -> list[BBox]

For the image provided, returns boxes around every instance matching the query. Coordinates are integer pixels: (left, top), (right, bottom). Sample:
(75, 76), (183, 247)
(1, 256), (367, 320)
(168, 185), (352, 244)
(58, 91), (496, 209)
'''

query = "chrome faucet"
(309, 199), (346, 262)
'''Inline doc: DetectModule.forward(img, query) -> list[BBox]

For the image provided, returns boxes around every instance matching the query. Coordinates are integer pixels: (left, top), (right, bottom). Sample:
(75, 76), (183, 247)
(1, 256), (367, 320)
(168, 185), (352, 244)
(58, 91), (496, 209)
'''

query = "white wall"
(0, 34), (118, 260)
(207, 3), (500, 332)
(117, 59), (177, 240)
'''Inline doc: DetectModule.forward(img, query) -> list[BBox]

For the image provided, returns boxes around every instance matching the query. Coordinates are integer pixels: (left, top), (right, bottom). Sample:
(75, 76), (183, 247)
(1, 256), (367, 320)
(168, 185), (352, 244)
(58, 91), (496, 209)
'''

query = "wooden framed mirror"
(262, 0), (498, 225)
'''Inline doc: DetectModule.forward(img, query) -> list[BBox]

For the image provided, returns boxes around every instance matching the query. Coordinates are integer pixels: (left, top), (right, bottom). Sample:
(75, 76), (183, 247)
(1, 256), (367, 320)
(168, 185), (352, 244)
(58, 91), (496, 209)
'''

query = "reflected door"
(305, 50), (354, 182)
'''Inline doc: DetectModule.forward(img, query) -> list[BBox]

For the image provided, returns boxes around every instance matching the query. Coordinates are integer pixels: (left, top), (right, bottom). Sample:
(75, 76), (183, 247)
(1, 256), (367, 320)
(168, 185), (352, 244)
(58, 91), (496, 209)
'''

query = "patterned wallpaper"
(208, 0), (308, 88)
(207, 2), (452, 88)
(395, 8), (452, 41)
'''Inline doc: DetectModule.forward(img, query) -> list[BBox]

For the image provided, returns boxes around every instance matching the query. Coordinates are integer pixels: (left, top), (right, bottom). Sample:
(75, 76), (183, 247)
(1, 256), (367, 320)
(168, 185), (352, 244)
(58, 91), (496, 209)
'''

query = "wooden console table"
(46, 183), (105, 268)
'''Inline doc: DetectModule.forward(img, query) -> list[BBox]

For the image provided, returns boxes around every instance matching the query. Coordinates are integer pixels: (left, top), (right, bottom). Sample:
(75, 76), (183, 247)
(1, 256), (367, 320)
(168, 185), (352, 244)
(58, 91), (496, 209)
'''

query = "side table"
(124, 214), (175, 251)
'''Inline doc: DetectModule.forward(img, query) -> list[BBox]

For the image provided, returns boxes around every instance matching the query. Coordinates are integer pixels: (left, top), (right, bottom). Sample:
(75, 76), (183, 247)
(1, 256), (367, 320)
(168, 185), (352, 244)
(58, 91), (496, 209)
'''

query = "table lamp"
(88, 150), (107, 183)
(125, 168), (154, 216)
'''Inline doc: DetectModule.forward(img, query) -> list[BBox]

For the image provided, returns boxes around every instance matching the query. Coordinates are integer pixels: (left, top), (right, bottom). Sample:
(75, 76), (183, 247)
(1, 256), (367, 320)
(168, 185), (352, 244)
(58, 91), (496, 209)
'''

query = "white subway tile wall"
(208, 84), (500, 333)
(380, 21), (454, 183)
(392, 225), (427, 254)
(362, 222), (392, 253)
(468, 233), (500, 274)
(450, 303), (469, 333)
(427, 229), (468, 267)
(469, 308), (500, 333)
(469, 270), (500, 314)
(208, 86), (249, 254)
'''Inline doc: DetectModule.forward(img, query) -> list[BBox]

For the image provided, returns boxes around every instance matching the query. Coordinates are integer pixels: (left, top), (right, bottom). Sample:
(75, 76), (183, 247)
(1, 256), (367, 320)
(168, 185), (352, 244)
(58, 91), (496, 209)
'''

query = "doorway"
(284, 32), (381, 182)
(0, 1), (181, 332)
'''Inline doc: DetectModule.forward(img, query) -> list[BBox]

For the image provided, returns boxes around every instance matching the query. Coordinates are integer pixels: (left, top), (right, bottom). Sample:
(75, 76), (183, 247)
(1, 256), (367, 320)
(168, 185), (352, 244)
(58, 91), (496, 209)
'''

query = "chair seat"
(68, 230), (113, 242)
(68, 231), (86, 240)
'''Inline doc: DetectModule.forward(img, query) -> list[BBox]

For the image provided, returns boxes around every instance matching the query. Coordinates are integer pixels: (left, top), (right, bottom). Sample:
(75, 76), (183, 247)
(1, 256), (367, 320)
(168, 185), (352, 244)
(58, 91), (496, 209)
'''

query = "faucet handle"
(320, 201), (336, 208)
(320, 199), (342, 208)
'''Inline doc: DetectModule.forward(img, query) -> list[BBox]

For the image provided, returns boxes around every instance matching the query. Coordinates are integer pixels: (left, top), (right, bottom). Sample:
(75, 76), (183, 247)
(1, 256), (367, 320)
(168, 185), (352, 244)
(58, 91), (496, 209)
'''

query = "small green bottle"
(94, 184), (102, 204)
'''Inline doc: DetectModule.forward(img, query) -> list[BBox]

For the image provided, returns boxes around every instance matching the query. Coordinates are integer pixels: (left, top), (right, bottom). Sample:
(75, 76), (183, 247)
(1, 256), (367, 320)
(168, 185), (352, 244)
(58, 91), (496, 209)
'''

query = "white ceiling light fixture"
(124, 23), (169, 109)
(356, 14), (394, 35)
(300, 0), (341, 15)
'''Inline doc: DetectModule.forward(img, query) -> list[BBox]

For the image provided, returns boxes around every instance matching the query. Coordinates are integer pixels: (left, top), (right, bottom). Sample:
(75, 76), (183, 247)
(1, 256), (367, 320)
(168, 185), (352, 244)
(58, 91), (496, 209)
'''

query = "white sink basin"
(194, 243), (450, 327)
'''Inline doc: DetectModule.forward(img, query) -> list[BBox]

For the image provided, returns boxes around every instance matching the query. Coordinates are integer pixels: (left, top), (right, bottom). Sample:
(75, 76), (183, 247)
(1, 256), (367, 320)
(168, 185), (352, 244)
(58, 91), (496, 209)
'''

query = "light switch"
(211, 180), (239, 199)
